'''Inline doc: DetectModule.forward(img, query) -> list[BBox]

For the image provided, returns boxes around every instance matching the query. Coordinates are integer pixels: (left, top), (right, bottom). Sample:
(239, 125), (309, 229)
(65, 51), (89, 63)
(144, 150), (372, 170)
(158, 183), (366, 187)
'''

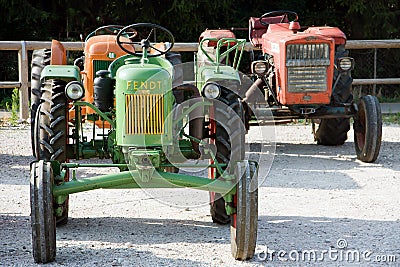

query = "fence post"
(18, 40), (29, 121)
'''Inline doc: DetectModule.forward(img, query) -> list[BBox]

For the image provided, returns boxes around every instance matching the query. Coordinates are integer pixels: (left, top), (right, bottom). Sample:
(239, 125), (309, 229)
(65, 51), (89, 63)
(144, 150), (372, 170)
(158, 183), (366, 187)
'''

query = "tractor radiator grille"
(93, 60), (112, 78)
(286, 44), (330, 92)
(287, 66), (327, 92)
(286, 44), (330, 67)
(125, 94), (164, 135)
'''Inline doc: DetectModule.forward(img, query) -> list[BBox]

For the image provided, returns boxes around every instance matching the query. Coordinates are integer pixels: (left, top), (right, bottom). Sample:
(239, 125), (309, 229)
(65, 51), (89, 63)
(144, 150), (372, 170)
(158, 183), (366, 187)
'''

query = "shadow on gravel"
(43, 215), (400, 265)
(57, 217), (225, 245)
(1, 214), (220, 266)
(55, 245), (206, 266)
(254, 215), (399, 265)
(53, 246), (204, 267)
(1, 213), (399, 266)
(0, 214), (32, 263)
(56, 217), (225, 266)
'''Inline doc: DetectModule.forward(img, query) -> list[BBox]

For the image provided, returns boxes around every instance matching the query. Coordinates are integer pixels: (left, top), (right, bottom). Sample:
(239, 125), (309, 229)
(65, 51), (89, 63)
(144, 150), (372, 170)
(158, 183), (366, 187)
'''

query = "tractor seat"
(198, 29), (236, 47)
(197, 29), (237, 68)
(249, 16), (287, 47)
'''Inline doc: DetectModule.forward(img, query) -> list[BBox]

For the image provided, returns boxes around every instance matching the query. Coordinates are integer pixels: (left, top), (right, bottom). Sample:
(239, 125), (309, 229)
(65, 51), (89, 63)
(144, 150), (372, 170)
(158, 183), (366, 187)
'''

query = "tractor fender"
(50, 40), (67, 65)
(199, 66), (241, 85)
(41, 65), (81, 82)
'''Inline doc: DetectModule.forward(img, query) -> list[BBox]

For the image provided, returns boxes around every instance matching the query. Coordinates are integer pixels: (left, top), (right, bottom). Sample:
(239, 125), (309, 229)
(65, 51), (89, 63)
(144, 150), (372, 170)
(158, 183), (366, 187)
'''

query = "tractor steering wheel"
(85, 25), (128, 42)
(116, 23), (174, 58)
(259, 10), (298, 26)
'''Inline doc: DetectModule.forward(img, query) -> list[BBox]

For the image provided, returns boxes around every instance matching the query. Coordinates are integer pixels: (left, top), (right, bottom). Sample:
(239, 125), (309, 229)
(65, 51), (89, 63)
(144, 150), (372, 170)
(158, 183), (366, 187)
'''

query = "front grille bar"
(286, 43), (330, 67)
(125, 94), (164, 135)
(287, 66), (327, 92)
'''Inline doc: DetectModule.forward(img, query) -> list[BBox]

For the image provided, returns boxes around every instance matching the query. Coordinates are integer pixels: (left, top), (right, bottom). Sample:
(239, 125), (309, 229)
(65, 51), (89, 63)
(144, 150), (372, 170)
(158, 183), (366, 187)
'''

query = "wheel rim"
(356, 132), (365, 151)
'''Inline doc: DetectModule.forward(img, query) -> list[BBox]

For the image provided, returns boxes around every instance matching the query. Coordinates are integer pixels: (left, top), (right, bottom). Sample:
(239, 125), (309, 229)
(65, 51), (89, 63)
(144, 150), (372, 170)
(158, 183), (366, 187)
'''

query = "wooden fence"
(1, 40), (400, 120)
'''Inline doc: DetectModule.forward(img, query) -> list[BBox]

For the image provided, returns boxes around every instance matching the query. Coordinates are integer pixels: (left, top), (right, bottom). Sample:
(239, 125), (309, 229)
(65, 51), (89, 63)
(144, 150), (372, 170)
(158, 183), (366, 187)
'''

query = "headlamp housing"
(65, 81), (85, 101)
(337, 57), (354, 72)
(251, 60), (268, 75)
(202, 82), (221, 99)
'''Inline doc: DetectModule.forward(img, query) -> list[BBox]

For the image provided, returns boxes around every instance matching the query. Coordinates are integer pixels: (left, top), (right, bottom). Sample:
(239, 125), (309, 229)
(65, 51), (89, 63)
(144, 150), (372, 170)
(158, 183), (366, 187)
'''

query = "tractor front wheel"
(30, 160), (56, 263)
(354, 95), (382, 162)
(230, 160), (258, 260)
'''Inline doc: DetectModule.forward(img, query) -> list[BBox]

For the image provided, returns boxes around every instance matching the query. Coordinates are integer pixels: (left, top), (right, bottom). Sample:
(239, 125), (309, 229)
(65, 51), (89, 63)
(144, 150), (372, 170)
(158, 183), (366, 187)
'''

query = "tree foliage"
(0, 0), (399, 100)
(0, 0), (398, 41)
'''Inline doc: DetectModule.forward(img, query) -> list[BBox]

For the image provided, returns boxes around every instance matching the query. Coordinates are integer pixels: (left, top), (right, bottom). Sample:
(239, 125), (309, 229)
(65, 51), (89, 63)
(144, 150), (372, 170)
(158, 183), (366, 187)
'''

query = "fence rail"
(1, 39), (400, 120)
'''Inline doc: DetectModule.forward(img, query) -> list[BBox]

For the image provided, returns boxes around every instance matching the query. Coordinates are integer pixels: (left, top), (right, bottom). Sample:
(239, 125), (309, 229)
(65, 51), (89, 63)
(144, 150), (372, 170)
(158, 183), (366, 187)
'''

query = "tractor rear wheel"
(209, 88), (245, 224)
(30, 160), (56, 263)
(166, 52), (183, 87)
(38, 79), (69, 225)
(31, 49), (50, 158)
(315, 46), (352, 145)
(38, 79), (68, 161)
(231, 160), (258, 260)
(354, 95), (382, 162)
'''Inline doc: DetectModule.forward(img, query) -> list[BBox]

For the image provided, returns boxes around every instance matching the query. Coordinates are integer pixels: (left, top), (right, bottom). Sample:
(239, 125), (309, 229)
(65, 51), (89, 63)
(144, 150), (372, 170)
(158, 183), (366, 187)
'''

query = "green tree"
(335, 0), (399, 39)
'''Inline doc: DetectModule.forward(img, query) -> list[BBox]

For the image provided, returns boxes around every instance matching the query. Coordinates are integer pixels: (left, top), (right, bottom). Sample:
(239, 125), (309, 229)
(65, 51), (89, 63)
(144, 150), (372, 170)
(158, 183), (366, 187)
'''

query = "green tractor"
(30, 23), (258, 263)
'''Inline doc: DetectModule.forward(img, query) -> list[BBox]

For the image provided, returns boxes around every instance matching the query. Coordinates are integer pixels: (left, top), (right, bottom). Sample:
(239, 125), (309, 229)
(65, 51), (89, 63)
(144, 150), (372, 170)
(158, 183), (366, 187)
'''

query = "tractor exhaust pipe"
(243, 78), (265, 103)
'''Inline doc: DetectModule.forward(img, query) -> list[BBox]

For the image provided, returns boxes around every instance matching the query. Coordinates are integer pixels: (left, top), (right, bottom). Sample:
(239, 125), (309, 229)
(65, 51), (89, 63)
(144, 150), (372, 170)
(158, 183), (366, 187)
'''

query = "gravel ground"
(0, 123), (399, 266)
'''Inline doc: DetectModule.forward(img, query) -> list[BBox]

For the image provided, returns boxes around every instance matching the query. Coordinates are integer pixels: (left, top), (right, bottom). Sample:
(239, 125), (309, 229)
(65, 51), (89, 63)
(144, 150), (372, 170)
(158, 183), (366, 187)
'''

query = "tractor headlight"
(65, 81), (85, 101)
(202, 82), (221, 99)
(251, 60), (267, 75)
(337, 57), (354, 72)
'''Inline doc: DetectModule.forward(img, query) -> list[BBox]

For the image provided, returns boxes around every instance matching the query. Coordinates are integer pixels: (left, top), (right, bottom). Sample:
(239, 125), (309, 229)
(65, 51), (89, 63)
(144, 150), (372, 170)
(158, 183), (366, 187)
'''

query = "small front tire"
(231, 160), (258, 260)
(30, 160), (56, 263)
(354, 95), (382, 162)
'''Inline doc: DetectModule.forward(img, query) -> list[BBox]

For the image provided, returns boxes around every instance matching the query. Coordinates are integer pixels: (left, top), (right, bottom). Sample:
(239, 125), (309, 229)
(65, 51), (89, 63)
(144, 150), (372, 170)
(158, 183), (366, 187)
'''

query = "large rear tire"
(38, 79), (69, 226)
(31, 49), (50, 158)
(315, 45), (352, 145)
(231, 160), (258, 260)
(354, 95), (382, 162)
(209, 88), (245, 224)
(30, 160), (56, 263)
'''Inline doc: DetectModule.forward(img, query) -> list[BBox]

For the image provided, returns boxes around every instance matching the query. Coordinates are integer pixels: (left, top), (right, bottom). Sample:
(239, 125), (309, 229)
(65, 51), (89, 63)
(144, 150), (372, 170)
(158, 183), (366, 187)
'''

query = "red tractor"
(246, 10), (381, 162)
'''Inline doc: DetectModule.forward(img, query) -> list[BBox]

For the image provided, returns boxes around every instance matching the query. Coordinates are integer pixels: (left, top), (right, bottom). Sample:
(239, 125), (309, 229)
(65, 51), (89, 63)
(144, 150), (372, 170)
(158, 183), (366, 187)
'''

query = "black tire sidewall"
(31, 49), (50, 157)
(30, 160), (56, 263)
(354, 96), (382, 162)
(209, 88), (246, 224)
